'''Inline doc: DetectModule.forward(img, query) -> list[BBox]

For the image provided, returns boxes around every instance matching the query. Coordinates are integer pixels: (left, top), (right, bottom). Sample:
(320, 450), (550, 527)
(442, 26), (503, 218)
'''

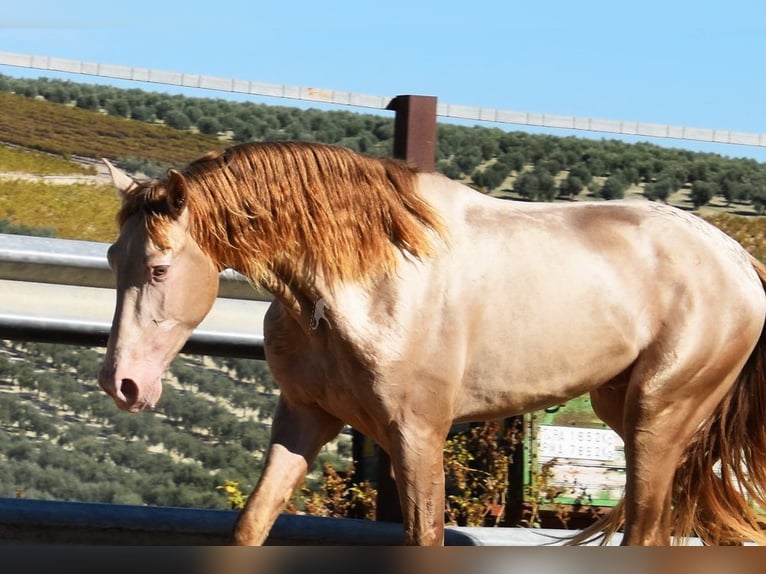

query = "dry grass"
(2, 172), (766, 254)
(0, 144), (94, 175)
(0, 179), (120, 242)
(703, 212), (766, 263)
(0, 92), (221, 165)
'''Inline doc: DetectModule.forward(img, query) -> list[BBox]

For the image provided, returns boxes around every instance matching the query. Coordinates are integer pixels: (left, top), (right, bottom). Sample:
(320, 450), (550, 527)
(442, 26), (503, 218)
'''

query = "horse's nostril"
(120, 378), (139, 406)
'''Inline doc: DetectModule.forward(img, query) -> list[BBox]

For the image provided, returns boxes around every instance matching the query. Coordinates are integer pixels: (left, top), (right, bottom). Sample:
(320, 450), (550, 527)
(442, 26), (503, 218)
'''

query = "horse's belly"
(454, 360), (631, 422)
(452, 314), (640, 422)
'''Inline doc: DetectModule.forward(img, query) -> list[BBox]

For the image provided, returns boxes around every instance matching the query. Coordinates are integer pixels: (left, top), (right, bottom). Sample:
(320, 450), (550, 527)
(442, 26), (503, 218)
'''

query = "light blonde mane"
(118, 141), (445, 286)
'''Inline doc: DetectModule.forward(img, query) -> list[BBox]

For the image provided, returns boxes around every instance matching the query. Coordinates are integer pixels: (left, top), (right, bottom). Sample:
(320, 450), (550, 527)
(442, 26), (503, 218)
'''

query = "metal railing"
(0, 232), (269, 359)
(0, 496), (633, 546)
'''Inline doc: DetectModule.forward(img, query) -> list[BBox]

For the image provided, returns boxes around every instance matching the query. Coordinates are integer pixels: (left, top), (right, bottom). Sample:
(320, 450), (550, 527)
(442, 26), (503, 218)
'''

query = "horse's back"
(410, 175), (766, 420)
(421, 178), (763, 311)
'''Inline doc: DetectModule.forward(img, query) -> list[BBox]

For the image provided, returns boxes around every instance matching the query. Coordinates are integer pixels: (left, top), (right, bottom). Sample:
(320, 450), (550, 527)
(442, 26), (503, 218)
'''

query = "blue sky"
(2, 0), (766, 160)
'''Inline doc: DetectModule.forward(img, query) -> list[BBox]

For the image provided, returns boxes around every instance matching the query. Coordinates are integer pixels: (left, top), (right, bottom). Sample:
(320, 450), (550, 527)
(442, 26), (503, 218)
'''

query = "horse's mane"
(118, 141), (446, 285)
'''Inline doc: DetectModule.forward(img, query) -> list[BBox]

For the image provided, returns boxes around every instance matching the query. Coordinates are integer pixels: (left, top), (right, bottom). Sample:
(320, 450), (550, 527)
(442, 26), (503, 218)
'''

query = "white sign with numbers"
(538, 425), (622, 462)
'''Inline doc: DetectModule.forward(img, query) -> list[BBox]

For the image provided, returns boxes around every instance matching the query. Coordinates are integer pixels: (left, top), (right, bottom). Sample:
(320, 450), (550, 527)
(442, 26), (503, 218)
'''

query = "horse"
(99, 141), (766, 546)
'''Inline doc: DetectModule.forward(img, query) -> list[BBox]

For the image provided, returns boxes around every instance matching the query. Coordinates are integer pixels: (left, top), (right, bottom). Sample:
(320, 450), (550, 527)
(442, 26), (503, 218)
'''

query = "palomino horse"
(99, 142), (766, 546)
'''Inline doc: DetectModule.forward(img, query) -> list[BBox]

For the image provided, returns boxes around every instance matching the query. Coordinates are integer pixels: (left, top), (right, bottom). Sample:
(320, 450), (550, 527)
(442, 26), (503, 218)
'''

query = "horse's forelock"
(116, 179), (178, 248)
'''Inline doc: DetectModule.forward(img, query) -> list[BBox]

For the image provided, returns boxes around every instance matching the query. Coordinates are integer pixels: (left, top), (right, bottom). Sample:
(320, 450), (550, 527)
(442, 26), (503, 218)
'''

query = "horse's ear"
(167, 169), (188, 216)
(103, 158), (138, 197)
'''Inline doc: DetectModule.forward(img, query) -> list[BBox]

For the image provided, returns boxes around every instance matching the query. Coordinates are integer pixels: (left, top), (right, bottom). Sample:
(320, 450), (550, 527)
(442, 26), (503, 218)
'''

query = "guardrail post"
(387, 95), (438, 172)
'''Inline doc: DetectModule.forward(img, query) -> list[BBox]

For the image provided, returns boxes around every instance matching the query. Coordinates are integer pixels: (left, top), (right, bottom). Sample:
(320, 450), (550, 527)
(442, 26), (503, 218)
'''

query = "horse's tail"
(570, 255), (766, 546)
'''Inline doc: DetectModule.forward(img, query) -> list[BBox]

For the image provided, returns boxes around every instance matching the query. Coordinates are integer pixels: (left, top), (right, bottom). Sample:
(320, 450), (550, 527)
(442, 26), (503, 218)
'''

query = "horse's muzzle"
(98, 368), (160, 412)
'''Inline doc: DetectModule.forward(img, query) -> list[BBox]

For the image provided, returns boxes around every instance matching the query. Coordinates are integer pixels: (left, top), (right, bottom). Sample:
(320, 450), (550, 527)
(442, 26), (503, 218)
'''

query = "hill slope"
(0, 340), (352, 508)
(0, 92), (222, 166)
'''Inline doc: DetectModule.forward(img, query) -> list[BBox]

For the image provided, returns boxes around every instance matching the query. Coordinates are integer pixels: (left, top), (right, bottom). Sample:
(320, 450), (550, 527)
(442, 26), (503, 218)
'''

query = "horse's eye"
(151, 265), (170, 281)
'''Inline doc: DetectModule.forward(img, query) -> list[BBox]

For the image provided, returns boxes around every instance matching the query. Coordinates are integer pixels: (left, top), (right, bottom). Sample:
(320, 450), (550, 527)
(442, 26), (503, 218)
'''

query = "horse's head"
(98, 160), (220, 412)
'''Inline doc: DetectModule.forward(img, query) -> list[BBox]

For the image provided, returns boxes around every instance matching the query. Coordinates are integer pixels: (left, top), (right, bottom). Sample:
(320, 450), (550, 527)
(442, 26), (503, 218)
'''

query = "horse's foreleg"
(232, 396), (343, 545)
(388, 424), (449, 546)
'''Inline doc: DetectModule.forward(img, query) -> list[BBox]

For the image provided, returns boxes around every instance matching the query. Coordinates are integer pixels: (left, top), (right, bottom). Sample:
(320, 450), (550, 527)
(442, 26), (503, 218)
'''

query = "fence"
(0, 232), (269, 358)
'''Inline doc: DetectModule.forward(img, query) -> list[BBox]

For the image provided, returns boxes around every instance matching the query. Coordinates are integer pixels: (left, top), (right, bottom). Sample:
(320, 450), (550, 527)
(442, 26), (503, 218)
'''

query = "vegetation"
(292, 463), (377, 521)
(4, 72), (766, 213)
(0, 218), (55, 237)
(0, 341), (281, 508)
(219, 420), (522, 527)
(1, 338), (518, 526)
(0, 143), (94, 175)
(0, 91), (220, 169)
(0, 179), (120, 242)
(443, 421), (521, 527)
(704, 213), (766, 263)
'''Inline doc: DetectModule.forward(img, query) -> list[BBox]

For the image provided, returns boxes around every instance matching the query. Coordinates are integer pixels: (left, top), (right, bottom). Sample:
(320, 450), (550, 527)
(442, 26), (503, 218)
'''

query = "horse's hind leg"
(233, 396), (343, 545)
(620, 346), (747, 546)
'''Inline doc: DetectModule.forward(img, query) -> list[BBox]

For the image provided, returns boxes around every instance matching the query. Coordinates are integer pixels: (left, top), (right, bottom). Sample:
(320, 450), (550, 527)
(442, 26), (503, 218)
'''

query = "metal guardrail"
(0, 496), (626, 546)
(0, 233), (270, 358)
(0, 497), (410, 546)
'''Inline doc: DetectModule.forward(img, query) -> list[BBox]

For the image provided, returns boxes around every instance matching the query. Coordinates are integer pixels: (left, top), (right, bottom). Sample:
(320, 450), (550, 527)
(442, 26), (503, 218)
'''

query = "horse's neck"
(261, 172), (471, 335)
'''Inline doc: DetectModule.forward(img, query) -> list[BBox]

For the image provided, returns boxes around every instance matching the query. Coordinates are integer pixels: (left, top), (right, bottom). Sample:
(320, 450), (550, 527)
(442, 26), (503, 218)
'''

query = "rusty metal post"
(503, 415), (527, 526)
(387, 95), (438, 172)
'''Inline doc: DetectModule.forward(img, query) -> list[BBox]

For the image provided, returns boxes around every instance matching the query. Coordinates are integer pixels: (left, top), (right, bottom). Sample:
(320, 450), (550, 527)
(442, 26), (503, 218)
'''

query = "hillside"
(0, 339), (350, 508)
(3, 71), (766, 205)
(0, 91), (222, 167)
(0, 340), (264, 507)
